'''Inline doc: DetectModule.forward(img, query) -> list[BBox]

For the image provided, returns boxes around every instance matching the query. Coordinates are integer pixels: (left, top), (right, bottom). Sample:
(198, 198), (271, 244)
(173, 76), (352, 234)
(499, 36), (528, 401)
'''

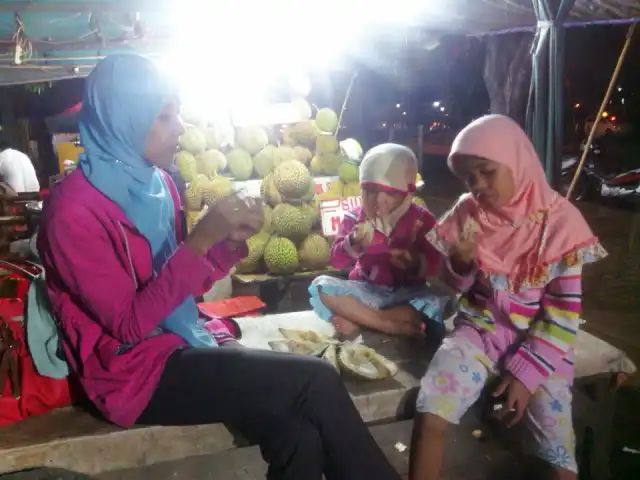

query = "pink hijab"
(432, 114), (605, 291)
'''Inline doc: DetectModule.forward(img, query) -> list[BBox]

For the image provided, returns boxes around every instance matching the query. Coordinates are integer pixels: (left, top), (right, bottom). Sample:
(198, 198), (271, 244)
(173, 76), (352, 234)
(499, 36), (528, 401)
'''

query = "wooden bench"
(0, 311), (635, 478)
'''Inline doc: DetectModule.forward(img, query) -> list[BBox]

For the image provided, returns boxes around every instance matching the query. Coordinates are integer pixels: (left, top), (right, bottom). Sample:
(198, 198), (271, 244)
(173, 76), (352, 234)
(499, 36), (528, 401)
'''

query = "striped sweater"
(442, 258), (582, 393)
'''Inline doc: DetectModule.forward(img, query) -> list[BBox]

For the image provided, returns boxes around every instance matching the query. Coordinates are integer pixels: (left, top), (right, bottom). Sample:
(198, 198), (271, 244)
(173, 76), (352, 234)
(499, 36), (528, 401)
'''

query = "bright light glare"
(433, 101), (440, 107)
(439, 106), (445, 112)
(164, 1), (429, 124)
(396, 104), (401, 108)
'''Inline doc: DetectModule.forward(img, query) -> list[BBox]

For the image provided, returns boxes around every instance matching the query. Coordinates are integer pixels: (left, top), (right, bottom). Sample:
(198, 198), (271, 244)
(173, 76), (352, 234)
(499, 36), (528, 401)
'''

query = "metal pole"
(417, 123), (424, 164)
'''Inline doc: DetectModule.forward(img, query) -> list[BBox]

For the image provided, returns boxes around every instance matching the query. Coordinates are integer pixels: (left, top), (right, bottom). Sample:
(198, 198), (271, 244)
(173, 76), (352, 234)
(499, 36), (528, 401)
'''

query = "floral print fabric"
(416, 333), (577, 473)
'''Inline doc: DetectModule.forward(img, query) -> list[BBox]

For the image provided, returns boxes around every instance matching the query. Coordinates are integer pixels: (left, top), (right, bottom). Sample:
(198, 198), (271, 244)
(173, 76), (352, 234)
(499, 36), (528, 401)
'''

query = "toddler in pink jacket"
(309, 143), (452, 338)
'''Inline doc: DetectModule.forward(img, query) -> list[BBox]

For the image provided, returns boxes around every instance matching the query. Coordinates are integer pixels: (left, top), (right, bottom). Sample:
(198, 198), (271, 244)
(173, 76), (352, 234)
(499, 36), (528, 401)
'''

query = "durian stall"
(173, 85), (368, 310)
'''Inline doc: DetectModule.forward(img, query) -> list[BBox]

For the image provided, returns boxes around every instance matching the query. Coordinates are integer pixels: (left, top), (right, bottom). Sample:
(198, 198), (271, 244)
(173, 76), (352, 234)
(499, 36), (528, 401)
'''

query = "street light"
(433, 101), (441, 107)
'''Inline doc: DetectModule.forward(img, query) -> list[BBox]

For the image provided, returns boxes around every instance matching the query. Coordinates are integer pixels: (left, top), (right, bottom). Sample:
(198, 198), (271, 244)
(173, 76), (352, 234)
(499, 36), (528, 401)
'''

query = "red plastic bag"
(198, 296), (265, 318)
(0, 260), (72, 427)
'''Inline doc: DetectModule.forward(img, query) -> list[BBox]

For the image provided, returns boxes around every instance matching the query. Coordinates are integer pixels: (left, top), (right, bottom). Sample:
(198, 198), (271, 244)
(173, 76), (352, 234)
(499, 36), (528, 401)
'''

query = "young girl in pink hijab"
(410, 115), (607, 480)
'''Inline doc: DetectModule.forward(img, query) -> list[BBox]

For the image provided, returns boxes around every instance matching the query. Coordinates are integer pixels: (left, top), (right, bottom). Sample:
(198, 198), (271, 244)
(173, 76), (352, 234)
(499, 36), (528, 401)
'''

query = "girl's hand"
(492, 373), (532, 428)
(187, 195), (263, 255)
(449, 237), (476, 275)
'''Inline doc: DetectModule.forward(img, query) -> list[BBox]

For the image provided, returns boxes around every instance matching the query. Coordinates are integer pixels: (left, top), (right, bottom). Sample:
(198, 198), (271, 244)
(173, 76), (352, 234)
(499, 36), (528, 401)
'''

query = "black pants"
(137, 347), (400, 480)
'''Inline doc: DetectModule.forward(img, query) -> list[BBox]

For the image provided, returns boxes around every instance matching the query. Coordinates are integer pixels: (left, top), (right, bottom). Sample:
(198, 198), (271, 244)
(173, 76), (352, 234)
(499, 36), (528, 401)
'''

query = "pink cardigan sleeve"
(412, 207), (444, 279)
(42, 206), (243, 345)
(329, 209), (362, 270)
(505, 264), (583, 393)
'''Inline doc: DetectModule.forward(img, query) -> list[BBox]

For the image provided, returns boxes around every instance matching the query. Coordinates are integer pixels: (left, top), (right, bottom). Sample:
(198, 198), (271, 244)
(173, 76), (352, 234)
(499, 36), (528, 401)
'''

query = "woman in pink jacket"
(37, 54), (400, 480)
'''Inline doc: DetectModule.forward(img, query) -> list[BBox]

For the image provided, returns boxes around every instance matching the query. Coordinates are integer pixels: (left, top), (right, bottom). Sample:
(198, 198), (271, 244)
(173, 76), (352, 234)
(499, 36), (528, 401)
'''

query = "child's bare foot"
(332, 315), (360, 338)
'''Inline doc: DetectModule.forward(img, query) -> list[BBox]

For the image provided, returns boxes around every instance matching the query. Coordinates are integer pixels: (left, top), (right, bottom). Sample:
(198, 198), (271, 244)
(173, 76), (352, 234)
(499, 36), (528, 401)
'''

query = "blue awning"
(0, 0), (638, 85)
(0, 1), (171, 85)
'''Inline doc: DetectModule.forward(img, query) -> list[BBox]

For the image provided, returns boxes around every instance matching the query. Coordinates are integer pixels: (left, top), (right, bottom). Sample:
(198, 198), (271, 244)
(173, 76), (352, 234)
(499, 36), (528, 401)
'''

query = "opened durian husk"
(320, 344), (339, 371)
(279, 328), (336, 344)
(268, 339), (327, 357)
(338, 344), (398, 380)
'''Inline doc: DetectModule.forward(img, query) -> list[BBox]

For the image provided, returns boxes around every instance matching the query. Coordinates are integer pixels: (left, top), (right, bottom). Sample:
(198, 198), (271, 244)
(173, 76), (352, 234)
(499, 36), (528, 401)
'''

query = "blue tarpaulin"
(0, 1), (172, 85)
(0, 0), (638, 86)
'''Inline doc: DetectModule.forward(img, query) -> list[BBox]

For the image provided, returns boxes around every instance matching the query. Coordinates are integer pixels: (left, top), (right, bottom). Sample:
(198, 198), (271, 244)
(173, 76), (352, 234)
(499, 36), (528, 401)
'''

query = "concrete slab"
(96, 419), (521, 480)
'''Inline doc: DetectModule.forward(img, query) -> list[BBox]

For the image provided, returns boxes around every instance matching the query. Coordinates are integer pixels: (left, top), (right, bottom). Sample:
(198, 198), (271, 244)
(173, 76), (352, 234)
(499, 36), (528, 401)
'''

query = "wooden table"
(232, 268), (348, 313)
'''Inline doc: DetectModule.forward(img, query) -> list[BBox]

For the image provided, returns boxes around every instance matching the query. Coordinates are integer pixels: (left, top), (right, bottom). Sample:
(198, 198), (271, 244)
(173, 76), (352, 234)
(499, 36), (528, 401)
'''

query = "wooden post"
(417, 124), (424, 173)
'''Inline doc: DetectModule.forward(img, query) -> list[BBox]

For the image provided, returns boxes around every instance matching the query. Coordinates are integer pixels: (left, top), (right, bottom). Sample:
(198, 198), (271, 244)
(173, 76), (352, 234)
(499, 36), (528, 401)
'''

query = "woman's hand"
(228, 197), (264, 243)
(186, 195), (263, 255)
(492, 373), (532, 428)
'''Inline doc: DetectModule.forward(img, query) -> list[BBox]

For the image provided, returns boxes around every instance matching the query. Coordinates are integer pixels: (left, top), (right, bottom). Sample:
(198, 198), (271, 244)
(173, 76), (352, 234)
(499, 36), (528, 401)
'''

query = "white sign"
(319, 196), (362, 237)
(234, 176), (339, 198)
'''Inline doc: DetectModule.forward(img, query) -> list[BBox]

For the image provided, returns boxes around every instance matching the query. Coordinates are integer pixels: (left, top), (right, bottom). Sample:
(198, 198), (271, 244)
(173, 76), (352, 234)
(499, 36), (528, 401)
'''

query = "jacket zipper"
(118, 221), (138, 290)
(116, 221), (139, 355)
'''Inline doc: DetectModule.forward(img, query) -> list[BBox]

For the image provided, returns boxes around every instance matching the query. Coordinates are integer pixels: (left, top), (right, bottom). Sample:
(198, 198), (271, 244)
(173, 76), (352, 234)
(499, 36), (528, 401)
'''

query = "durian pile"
(175, 104), (352, 184)
(175, 102), (369, 277)
(239, 157), (332, 275)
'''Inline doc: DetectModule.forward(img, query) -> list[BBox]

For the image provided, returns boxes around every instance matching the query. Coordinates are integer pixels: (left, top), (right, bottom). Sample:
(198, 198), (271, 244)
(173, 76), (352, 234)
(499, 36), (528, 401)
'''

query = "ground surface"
(97, 419), (522, 480)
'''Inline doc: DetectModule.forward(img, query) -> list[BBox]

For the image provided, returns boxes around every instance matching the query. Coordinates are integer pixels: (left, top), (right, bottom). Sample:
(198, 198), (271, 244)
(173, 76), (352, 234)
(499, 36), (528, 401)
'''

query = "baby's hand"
(390, 249), (416, 271)
(350, 223), (373, 249)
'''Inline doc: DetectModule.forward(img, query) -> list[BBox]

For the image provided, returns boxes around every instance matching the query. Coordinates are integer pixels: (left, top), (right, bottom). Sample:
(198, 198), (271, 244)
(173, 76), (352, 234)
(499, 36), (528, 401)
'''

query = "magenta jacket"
(37, 170), (246, 427)
(330, 203), (441, 287)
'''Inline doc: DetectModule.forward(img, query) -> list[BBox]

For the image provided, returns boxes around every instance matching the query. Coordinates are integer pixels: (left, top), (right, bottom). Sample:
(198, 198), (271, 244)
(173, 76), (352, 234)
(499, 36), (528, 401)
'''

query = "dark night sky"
(565, 25), (640, 110)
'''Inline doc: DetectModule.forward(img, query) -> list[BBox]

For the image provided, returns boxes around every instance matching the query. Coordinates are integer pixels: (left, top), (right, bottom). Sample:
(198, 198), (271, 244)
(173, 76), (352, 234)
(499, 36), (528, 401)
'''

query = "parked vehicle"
(583, 116), (619, 138)
(561, 140), (640, 207)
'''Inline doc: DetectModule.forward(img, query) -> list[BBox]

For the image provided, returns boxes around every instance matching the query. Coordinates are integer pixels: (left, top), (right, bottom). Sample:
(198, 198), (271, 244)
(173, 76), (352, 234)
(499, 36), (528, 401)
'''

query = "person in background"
(309, 143), (451, 339)
(37, 54), (401, 480)
(410, 115), (607, 480)
(0, 136), (40, 193)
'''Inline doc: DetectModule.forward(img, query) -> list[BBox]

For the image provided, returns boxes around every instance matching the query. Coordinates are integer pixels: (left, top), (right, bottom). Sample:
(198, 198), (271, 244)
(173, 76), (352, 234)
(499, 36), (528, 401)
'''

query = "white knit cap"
(359, 143), (418, 194)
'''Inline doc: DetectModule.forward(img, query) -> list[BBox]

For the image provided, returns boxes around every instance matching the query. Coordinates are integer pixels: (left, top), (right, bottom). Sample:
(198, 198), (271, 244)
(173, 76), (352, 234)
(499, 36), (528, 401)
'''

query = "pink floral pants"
(416, 334), (577, 473)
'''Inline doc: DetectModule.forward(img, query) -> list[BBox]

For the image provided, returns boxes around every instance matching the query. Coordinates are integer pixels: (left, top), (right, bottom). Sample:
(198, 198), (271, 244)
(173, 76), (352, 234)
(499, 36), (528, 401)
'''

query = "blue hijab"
(79, 54), (215, 348)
